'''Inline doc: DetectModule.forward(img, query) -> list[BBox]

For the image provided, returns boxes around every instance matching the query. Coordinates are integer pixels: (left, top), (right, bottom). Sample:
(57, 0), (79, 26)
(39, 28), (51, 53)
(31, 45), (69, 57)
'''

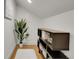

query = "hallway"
(10, 45), (44, 59)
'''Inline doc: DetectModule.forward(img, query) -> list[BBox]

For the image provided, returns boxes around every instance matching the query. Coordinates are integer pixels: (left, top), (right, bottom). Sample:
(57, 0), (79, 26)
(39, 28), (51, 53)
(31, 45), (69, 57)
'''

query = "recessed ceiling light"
(27, 0), (32, 3)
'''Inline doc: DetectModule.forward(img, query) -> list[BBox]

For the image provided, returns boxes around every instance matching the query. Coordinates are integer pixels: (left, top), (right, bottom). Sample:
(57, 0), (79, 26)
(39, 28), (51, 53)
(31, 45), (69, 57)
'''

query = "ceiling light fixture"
(27, 0), (32, 3)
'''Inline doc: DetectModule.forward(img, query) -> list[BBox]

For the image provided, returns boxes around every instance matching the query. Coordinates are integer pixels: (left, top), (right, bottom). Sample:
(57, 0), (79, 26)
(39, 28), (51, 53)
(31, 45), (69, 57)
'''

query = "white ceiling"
(16, 0), (74, 19)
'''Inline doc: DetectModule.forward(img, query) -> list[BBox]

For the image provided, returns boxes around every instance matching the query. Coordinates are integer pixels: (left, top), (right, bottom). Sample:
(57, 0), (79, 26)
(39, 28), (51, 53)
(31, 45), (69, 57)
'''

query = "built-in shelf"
(37, 28), (69, 59)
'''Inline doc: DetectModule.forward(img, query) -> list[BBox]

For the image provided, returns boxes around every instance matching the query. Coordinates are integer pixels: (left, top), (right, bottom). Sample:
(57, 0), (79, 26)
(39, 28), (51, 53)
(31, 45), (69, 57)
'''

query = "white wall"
(39, 10), (74, 59)
(16, 5), (40, 45)
(4, 0), (16, 59)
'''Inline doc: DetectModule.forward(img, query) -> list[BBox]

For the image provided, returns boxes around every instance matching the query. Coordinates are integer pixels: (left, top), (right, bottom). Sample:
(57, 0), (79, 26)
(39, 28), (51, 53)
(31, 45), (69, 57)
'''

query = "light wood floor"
(10, 45), (44, 59)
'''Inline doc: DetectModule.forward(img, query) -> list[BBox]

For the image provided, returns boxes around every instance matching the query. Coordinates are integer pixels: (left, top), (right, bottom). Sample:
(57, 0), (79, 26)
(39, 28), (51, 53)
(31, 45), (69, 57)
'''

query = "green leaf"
(26, 34), (29, 36)
(23, 28), (28, 34)
(15, 29), (19, 34)
(18, 27), (22, 34)
(23, 23), (26, 29)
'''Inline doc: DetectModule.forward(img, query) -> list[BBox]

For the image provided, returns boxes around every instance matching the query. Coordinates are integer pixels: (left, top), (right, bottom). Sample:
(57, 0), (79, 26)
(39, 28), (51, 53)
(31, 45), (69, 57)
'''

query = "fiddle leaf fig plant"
(15, 19), (29, 44)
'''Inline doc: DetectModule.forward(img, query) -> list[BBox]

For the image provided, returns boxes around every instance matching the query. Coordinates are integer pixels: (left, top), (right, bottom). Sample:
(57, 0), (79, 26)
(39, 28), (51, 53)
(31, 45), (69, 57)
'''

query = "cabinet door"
(52, 33), (69, 50)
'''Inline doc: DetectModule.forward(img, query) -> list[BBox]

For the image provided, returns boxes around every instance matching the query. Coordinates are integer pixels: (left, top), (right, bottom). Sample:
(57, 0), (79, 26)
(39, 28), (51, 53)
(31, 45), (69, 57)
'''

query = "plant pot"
(19, 44), (23, 48)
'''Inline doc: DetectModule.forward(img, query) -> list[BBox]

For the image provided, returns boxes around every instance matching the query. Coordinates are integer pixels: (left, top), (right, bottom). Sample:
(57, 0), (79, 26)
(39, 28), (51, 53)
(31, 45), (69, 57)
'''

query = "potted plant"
(15, 19), (29, 47)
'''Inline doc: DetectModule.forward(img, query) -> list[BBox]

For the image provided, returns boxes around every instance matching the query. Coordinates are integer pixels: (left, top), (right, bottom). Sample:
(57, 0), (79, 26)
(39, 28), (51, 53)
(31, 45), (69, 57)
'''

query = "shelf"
(38, 28), (69, 59)
(39, 39), (68, 59)
(38, 28), (69, 33)
(39, 38), (53, 50)
(38, 28), (70, 50)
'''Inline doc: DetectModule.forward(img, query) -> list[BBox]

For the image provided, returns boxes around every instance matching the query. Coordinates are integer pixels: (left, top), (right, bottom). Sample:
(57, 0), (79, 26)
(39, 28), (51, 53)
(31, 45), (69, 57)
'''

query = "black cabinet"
(38, 39), (68, 59)
(38, 28), (69, 59)
(38, 28), (70, 50)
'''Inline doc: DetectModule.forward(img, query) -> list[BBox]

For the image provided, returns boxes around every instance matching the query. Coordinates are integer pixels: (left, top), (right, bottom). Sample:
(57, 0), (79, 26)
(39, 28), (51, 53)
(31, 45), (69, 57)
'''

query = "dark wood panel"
(38, 28), (70, 50)
(52, 33), (70, 50)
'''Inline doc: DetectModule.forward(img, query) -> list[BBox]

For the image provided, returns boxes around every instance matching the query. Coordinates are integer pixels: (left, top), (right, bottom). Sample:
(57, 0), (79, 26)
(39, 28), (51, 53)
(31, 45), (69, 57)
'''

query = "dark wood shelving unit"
(37, 28), (70, 59)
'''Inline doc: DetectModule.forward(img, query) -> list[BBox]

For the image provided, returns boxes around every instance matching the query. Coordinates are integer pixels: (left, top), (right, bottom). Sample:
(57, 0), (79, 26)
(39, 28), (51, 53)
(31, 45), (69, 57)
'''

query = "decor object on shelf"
(15, 19), (29, 47)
